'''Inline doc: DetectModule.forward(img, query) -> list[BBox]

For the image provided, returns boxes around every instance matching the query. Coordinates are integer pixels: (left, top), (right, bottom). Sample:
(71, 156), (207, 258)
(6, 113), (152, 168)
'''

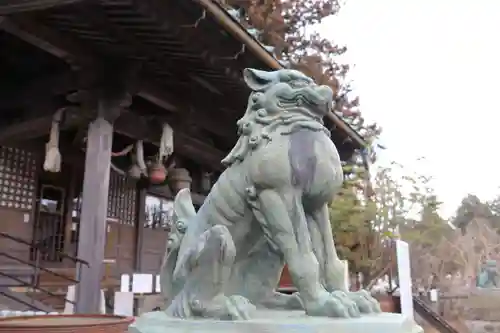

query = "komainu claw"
(347, 290), (382, 314)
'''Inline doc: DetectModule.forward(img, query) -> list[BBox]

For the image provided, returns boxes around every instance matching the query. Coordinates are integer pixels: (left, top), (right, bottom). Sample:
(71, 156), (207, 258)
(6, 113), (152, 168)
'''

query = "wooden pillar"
(134, 189), (146, 272)
(72, 61), (136, 313)
(74, 117), (113, 314)
(63, 165), (77, 257)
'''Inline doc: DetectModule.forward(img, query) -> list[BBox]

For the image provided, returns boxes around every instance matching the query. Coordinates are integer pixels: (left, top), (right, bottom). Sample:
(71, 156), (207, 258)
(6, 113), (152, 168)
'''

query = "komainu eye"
(176, 221), (187, 233)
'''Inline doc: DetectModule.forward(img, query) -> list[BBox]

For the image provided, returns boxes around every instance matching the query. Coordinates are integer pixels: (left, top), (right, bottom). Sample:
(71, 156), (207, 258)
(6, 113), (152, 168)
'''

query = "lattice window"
(107, 169), (137, 225)
(0, 146), (37, 210)
(144, 194), (174, 230)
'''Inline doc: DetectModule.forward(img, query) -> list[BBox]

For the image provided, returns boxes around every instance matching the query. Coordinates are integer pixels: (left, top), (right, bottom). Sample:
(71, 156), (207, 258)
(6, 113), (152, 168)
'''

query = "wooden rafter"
(138, 80), (236, 139)
(0, 106), (84, 143)
(2, 15), (236, 138)
(74, 1), (192, 82)
(0, 69), (236, 140)
(194, 0), (367, 149)
(0, 15), (231, 167)
(130, 0), (243, 83)
(0, 15), (94, 65)
(0, 0), (84, 15)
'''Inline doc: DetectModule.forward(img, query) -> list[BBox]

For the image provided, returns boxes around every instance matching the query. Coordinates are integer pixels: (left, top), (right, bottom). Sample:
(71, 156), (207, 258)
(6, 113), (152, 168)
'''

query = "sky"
(318, 0), (500, 217)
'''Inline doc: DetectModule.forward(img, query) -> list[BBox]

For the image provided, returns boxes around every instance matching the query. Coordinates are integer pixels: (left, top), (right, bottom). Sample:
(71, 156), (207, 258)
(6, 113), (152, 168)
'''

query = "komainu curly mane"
(222, 82), (331, 167)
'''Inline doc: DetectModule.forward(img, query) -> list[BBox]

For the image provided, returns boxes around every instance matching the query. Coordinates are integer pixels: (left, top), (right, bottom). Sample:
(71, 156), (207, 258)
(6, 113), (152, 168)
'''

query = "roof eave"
(193, 0), (367, 150)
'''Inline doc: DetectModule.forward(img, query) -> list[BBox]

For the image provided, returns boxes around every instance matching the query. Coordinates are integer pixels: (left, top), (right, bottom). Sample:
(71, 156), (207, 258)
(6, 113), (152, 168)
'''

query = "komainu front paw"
(346, 290), (381, 314)
(191, 294), (256, 320)
(305, 290), (360, 318)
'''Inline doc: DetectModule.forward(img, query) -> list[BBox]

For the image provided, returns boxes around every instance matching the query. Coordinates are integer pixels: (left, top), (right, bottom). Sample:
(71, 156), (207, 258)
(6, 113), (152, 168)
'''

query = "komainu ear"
(243, 68), (279, 92)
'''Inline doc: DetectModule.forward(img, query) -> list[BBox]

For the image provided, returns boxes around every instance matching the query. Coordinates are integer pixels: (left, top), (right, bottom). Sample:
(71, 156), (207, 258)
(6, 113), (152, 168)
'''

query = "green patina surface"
(130, 68), (421, 333)
(157, 68), (379, 320)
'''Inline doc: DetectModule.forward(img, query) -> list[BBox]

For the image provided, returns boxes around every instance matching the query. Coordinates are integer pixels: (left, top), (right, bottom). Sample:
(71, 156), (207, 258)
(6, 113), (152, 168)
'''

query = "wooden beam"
(0, 0), (84, 15)
(0, 106), (85, 144)
(0, 77), (235, 141)
(0, 72), (78, 111)
(0, 16), (235, 139)
(0, 107), (226, 170)
(325, 112), (365, 150)
(75, 116), (113, 314)
(137, 88), (177, 112)
(114, 110), (226, 171)
(0, 76), (234, 141)
(138, 81), (236, 139)
(1, 12), (363, 149)
(48, 1), (237, 138)
(194, 0), (367, 149)
(0, 117), (52, 143)
(194, 0), (281, 70)
(0, 15), (94, 66)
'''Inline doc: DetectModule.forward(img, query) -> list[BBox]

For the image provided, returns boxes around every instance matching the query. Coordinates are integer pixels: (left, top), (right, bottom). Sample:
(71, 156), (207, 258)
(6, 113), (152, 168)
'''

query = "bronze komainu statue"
(160, 68), (380, 320)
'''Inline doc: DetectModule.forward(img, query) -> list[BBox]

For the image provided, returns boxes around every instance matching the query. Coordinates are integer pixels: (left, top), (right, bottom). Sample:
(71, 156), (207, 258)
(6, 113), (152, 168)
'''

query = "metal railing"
(413, 296), (460, 333)
(0, 231), (89, 312)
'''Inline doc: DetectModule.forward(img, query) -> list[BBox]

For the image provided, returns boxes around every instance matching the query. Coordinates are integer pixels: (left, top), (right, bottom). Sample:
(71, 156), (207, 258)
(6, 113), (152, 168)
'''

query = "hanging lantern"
(149, 162), (167, 184)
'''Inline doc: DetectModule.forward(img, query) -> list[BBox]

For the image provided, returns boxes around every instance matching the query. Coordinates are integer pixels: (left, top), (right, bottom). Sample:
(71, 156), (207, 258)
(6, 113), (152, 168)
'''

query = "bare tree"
(409, 214), (500, 291)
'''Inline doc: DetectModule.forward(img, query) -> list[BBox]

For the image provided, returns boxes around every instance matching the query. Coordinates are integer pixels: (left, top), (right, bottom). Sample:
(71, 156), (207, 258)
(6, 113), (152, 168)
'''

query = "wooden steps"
(0, 265), (35, 287)
(0, 287), (56, 312)
(3, 268), (75, 312)
(2, 265), (120, 311)
(25, 290), (67, 312)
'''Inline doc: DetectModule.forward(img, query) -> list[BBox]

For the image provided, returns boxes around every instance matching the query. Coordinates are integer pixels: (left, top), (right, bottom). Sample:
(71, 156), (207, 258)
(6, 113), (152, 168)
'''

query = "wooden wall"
(138, 186), (172, 274)
(76, 171), (173, 278)
(104, 220), (136, 277)
(139, 228), (168, 274)
(102, 170), (137, 277)
(0, 208), (34, 265)
(0, 144), (200, 279)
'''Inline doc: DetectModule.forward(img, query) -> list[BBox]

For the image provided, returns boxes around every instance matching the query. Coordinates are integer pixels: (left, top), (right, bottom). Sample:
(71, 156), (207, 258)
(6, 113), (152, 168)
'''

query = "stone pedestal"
(129, 310), (423, 333)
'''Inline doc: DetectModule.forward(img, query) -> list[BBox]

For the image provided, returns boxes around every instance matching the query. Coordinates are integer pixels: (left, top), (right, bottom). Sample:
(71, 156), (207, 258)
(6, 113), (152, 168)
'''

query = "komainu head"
(243, 68), (334, 119)
(222, 68), (334, 167)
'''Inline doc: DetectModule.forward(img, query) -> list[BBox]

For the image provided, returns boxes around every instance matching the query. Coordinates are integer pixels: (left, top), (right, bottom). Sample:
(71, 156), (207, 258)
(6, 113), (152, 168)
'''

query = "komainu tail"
(160, 188), (196, 308)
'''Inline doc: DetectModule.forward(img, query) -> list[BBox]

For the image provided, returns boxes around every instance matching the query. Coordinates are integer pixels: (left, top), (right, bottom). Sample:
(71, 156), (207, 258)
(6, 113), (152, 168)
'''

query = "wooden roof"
(0, 0), (366, 170)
